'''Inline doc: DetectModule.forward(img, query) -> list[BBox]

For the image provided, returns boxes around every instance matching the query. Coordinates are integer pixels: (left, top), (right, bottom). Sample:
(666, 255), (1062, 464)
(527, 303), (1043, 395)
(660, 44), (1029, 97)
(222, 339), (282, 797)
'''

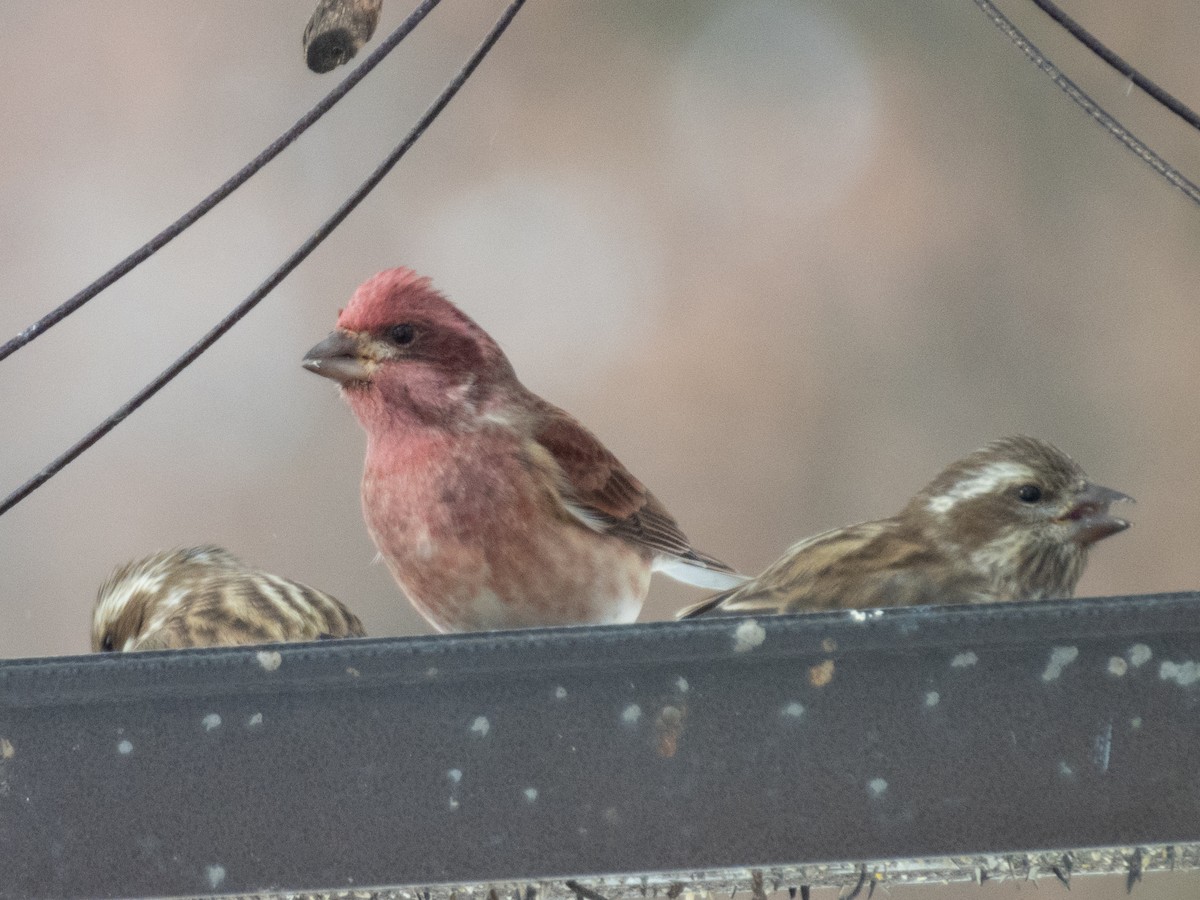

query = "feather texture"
(533, 402), (742, 584)
(305, 267), (743, 631)
(679, 436), (1130, 618)
(93, 547), (364, 651)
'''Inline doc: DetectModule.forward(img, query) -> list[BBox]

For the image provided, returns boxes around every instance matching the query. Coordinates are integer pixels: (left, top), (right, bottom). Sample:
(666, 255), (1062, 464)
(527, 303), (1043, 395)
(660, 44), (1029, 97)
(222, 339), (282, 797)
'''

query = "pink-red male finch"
(303, 267), (744, 632)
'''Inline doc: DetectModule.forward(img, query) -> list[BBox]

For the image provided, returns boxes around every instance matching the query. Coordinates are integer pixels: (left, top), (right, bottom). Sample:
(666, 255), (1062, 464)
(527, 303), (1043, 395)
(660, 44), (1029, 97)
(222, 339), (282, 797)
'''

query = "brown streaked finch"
(92, 546), (365, 651)
(678, 435), (1132, 618)
(302, 267), (744, 633)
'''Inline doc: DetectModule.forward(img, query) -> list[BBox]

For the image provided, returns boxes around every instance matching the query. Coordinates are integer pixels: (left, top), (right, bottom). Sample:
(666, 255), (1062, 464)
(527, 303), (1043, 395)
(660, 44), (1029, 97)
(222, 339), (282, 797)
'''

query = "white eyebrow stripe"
(927, 462), (1034, 514)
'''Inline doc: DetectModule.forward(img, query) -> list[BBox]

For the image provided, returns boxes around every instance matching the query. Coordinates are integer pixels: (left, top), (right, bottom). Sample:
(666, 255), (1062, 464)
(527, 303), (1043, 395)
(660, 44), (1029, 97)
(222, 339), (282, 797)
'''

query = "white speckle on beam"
(621, 704), (642, 725)
(1108, 656), (1128, 677)
(1041, 646), (1079, 682)
(924, 691), (940, 707)
(1093, 722), (1113, 773)
(117, 740), (133, 755)
(1127, 644), (1152, 667)
(247, 713), (263, 728)
(206, 865), (226, 889)
(1160, 660), (1200, 687)
(867, 778), (888, 798)
(733, 619), (766, 652)
(949, 651), (978, 668)
(781, 702), (805, 719)
(674, 676), (690, 693)
(256, 650), (282, 672)
(523, 787), (539, 803)
(447, 769), (463, 784)
(554, 686), (568, 700)
(470, 716), (490, 737)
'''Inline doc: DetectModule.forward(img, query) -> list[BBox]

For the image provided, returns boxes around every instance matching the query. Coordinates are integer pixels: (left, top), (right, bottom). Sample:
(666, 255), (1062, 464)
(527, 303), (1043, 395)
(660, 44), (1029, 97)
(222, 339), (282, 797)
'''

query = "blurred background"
(2, 1), (1198, 897)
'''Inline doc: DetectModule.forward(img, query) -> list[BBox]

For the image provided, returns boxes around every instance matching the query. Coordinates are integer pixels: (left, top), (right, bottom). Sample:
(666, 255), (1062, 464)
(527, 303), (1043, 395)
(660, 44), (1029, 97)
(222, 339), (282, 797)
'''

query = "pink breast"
(360, 427), (651, 631)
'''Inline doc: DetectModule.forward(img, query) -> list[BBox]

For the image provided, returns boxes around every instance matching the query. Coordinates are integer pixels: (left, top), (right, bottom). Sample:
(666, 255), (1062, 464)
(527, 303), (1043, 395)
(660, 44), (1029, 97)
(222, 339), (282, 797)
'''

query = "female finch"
(303, 267), (743, 633)
(93, 546), (365, 651)
(678, 436), (1132, 618)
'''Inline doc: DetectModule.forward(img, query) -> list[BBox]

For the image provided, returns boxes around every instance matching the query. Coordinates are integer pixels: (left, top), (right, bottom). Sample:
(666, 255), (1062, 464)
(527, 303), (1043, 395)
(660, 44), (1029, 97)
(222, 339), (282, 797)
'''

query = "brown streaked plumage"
(678, 436), (1132, 618)
(92, 546), (365, 651)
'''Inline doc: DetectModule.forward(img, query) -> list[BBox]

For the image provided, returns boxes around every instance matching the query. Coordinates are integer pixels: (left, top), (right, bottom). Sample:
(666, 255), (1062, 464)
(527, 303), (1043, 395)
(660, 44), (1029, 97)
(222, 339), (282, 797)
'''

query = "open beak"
(302, 330), (371, 385)
(1060, 482), (1133, 545)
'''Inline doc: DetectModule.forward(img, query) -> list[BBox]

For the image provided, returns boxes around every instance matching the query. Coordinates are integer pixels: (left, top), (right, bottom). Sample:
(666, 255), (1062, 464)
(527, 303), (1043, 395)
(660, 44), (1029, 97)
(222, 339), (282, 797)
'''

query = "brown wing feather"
(532, 403), (736, 572)
(533, 408), (648, 521)
(679, 518), (978, 617)
(132, 590), (364, 650)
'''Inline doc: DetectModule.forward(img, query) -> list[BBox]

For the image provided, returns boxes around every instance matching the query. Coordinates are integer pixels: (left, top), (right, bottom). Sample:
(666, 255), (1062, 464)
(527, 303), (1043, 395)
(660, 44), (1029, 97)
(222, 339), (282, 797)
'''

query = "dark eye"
(389, 323), (416, 346)
(101, 635), (115, 652)
(1016, 484), (1042, 503)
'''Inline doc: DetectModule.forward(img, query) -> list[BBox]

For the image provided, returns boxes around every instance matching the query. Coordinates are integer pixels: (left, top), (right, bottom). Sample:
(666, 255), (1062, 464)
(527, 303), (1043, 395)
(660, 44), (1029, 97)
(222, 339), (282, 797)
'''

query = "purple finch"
(678, 436), (1131, 618)
(93, 546), (364, 651)
(303, 267), (743, 632)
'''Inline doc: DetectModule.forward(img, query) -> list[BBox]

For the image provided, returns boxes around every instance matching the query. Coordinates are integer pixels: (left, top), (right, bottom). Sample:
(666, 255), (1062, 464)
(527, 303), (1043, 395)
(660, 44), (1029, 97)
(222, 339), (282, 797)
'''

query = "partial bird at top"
(94, 546), (364, 651)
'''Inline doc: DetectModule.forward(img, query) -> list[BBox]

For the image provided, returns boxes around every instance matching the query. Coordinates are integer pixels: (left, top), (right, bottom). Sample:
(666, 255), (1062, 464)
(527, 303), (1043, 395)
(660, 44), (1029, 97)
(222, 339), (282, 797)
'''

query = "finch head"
(302, 268), (516, 429)
(912, 435), (1132, 554)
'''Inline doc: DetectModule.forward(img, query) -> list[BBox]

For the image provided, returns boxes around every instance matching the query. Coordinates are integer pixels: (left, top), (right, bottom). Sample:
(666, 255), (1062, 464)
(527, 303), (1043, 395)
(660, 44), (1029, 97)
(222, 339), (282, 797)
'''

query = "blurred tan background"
(1, 1), (1199, 897)
(7, 0), (1196, 645)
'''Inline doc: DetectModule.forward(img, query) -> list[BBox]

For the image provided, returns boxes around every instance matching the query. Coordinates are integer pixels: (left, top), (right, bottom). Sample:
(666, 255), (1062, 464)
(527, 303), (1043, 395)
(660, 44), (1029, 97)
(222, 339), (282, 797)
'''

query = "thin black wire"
(0, 0), (441, 365)
(974, 0), (1200, 208)
(0, 0), (527, 519)
(1028, 0), (1200, 134)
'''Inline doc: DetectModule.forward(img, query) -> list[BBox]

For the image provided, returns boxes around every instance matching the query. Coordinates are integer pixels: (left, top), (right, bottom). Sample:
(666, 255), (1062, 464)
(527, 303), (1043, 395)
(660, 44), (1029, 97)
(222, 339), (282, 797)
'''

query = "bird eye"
(101, 635), (115, 652)
(1016, 484), (1042, 503)
(389, 323), (416, 346)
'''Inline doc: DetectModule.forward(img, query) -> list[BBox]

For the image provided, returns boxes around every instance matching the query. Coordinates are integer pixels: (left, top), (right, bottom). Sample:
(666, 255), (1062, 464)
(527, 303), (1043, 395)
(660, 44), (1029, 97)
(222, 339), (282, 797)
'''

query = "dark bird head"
(908, 436), (1132, 599)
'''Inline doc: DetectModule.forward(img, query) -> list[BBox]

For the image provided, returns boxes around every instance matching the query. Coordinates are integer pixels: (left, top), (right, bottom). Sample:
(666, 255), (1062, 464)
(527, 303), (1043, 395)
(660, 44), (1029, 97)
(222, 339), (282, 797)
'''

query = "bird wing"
(530, 403), (744, 588)
(130, 619), (207, 650)
(677, 518), (966, 617)
(130, 582), (365, 650)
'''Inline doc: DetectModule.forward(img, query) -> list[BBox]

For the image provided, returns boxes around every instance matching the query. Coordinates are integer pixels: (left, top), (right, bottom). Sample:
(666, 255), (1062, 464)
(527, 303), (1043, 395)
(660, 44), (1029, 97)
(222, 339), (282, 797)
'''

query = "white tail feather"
(654, 557), (750, 591)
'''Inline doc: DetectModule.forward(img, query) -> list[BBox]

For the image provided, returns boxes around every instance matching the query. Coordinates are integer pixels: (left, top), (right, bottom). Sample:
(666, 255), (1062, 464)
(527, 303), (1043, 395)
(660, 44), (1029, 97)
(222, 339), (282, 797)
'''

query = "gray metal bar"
(2, 593), (1199, 899)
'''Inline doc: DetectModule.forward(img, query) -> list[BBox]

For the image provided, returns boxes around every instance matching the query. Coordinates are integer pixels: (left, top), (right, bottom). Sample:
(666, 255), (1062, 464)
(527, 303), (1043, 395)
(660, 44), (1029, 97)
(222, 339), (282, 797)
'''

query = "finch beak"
(302, 330), (372, 385)
(1060, 482), (1133, 545)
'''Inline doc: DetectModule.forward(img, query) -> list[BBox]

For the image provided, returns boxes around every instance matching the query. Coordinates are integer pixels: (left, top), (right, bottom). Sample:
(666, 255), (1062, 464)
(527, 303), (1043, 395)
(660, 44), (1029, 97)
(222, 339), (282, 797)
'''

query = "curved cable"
(1028, 0), (1200, 134)
(0, 0), (441, 364)
(974, 0), (1200, 208)
(0, 0), (526, 518)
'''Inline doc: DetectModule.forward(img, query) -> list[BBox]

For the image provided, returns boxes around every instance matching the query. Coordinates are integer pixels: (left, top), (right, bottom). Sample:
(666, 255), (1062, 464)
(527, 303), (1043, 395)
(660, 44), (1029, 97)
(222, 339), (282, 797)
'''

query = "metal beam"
(2, 593), (1199, 899)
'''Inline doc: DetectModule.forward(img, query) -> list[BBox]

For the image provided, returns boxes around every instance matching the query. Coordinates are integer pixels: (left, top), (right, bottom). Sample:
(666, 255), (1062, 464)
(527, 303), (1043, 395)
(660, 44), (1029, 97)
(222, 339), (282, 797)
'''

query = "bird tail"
(655, 550), (749, 591)
(674, 589), (737, 619)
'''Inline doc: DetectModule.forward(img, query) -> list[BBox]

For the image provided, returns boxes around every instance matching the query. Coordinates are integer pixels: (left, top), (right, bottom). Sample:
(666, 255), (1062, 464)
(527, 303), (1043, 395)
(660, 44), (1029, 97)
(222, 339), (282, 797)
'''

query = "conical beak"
(302, 330), (371, 385)
(1061, 482), (1133, 545)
